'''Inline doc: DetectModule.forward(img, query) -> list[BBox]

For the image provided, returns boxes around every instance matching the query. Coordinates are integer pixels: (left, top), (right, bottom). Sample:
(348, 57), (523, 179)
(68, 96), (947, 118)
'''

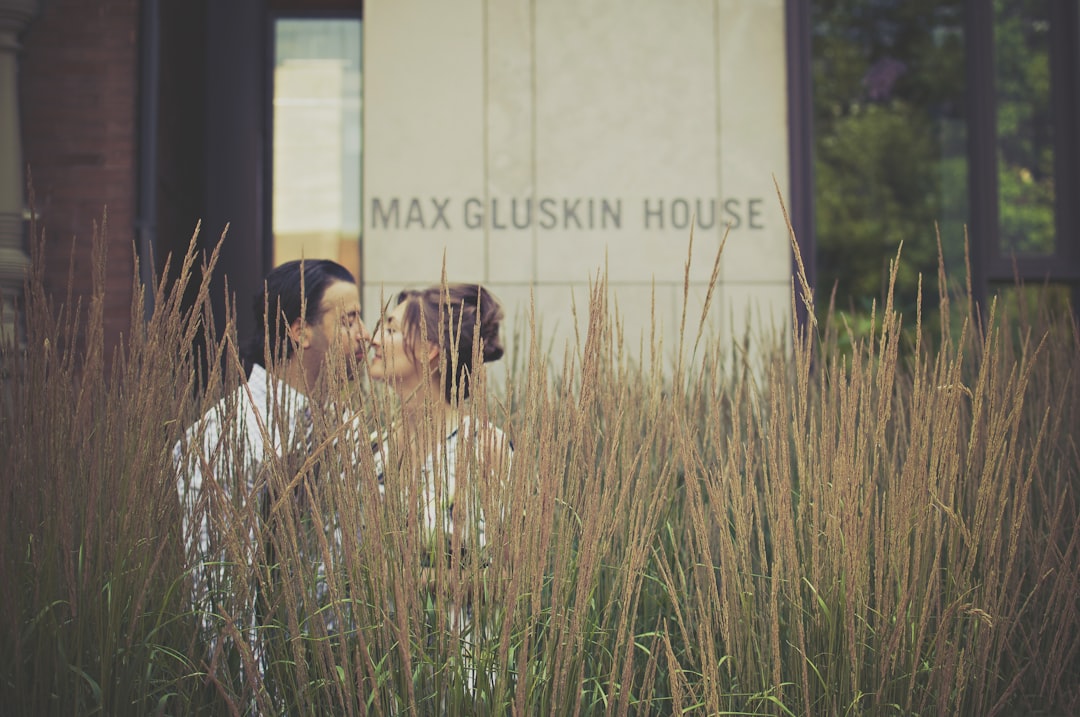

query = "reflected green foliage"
(812, 0), (1059, 341)
(813, 0), (968, 327)
(994, 0), (1055, 254)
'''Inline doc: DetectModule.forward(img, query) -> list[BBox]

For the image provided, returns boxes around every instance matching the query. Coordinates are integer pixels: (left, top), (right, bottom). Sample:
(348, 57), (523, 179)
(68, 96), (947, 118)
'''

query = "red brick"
(20, 0), (139, 356)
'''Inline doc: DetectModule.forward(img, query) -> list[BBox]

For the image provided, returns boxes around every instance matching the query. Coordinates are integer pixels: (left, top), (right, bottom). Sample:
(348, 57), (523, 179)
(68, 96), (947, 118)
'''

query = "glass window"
(271, 19), (362, 279)
(994, 0), (1055, 257)
(811, 1), (969, 321)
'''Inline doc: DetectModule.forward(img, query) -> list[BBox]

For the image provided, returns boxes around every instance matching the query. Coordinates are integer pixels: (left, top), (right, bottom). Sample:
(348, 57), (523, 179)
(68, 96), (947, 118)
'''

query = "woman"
(367, 282), (512, 571)
(367, 283), (512, 696)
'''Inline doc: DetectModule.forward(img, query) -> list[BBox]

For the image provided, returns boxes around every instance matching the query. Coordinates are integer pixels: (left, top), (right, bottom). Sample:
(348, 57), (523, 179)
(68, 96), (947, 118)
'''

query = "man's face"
(306, 280), (370, 380)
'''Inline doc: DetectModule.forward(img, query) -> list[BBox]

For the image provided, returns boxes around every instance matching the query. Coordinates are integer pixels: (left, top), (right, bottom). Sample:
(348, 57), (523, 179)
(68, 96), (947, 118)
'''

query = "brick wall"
(20, 0), (139, 354)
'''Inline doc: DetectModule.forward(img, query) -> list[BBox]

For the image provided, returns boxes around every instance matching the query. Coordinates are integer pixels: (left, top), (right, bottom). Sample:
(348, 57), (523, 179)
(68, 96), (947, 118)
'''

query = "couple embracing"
(173, 259), (511, 684)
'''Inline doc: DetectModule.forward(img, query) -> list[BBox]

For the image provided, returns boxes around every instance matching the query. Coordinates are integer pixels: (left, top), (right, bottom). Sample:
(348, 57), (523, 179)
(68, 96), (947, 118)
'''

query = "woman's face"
(368, 300), (428, 392)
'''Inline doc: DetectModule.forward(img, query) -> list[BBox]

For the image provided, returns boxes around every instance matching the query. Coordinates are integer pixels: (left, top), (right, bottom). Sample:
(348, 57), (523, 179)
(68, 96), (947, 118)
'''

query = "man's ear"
(287, 317), (311, 349)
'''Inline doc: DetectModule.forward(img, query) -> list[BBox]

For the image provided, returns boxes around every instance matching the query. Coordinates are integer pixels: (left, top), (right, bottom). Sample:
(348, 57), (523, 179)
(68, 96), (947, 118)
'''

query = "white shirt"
(174, 363), (311, 590)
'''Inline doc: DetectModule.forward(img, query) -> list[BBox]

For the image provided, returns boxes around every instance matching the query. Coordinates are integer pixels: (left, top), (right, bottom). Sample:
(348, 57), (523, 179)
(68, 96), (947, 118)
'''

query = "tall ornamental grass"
(1, 209), (1077, 715)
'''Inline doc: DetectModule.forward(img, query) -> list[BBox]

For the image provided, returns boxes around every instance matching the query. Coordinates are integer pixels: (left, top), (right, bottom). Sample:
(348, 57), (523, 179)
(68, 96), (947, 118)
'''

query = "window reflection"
(994, 0), (1055, 256)
(812, 1), (968, 319)
(272, 19), (362, 279)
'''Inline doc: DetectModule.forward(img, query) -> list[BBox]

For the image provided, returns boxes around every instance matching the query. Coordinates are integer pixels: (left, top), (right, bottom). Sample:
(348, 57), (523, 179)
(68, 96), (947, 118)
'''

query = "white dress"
(372, 415), (512, 695)
(372, 415), (511, 565)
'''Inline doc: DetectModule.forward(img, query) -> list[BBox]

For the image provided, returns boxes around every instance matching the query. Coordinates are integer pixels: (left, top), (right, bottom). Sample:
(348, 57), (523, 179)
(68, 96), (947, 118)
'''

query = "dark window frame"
(785, 0), (816, 329)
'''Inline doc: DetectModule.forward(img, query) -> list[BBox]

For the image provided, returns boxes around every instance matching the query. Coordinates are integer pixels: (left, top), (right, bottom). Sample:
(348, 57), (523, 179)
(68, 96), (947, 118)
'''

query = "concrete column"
(0, 0), (37, 349)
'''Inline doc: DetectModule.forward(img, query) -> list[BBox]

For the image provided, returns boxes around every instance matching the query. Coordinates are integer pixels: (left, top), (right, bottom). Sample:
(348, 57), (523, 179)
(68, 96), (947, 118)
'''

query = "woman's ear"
(425, 342), (440, 367)
(287, 317), (312, 349)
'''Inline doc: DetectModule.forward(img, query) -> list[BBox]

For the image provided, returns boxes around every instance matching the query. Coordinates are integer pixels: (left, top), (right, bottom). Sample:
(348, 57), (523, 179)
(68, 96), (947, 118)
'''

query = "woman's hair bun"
(396, 282), (505, 402)
(473, 285), (504, 363)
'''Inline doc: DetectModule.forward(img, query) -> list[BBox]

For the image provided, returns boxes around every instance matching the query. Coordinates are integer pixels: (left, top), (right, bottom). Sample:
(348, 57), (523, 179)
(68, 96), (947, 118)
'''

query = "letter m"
(371, 198), (400, 229)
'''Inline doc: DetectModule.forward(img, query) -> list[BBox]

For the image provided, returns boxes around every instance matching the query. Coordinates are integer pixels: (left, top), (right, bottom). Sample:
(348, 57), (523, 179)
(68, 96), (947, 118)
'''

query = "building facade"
(5, 0), (1078, 359)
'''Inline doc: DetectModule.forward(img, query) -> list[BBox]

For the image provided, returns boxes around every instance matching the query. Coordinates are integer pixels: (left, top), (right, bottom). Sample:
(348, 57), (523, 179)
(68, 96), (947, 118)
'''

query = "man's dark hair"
(243, 259), (355, 368)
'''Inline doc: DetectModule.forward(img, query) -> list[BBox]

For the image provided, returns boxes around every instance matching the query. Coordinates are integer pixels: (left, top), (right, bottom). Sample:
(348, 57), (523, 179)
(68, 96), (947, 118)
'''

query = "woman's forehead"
(385, 301), (409, 323)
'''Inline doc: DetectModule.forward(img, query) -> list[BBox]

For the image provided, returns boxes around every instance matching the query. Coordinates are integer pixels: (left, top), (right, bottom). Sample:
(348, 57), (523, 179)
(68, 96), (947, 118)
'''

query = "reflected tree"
(813, 0), (968, 330)
(812, 0), (1058, 339)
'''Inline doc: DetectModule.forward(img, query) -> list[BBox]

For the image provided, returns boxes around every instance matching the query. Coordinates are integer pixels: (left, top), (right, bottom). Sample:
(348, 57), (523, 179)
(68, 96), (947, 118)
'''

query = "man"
(173, 259), (369, 683)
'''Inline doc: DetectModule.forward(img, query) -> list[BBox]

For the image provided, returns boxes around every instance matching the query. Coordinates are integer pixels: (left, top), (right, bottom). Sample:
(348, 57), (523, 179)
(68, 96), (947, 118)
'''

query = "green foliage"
(813, 0), (969, 323)
(1, 212), (1078, 715)
(812, 0), (1061, 339)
